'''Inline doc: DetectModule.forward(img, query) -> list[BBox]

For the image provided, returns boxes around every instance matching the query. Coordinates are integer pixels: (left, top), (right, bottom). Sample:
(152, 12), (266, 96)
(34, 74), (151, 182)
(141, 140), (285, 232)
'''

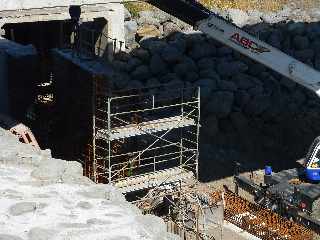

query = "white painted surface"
(0, 0), (119, 11)
(0, 1), (125, 58)
(223, 221), (261, 240)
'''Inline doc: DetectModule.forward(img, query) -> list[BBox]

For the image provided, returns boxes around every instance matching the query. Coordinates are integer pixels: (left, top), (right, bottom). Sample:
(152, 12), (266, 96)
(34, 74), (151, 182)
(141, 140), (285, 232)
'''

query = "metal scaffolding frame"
(89, 83), (200, 192)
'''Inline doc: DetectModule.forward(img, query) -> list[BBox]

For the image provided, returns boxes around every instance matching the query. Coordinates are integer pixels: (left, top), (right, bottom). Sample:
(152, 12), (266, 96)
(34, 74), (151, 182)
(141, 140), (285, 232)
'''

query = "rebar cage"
(89, 83), (200, 190)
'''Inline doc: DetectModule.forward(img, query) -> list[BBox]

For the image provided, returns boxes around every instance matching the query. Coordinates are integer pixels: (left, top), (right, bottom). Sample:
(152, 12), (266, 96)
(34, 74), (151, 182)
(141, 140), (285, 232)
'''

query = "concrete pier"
(0, 0), (125, 57)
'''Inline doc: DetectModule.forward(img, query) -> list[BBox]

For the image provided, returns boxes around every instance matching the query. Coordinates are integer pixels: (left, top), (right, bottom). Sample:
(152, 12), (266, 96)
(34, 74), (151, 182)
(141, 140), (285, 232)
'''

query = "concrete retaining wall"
(0, 38), (37, 118)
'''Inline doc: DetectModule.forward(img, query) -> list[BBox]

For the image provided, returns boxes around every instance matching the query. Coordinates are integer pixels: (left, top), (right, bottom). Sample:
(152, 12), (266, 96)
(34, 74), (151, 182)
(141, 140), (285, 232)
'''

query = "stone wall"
(111, 6), (320, 181)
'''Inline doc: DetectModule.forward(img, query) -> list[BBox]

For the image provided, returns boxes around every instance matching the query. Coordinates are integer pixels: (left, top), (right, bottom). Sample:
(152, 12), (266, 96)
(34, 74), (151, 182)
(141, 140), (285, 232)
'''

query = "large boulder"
(153, 9), (172, 23)
(217, 46), (233, 57)
(195, 78), (216, 100)
(185, 71), (199, 82)
(137, 11), (160, 27)
(247, 63), (266, 76)
(205, 91), (234, 118)
(315, 53), (320, 70)
(163, 21), (181, 36)
(292, 90), (307, 106)
(136, 25), (161, 40)
(267, 30), (283, 49)
(168, 37), (187, 54)
(131, 65), (151, 80)
(138, 10), (154, 19)
(287, 22), (306, 36)
(188, 43), (216, 60)
(174, 57), (198, 76)
(312, 40), (320, 53)
(137, 14), (161, 28)
(231, 73), (258, 90)
(112, 72), (130, 89)
(126, 57), (143, 72)
(293, 35), (310, 50)
(150, 54), (168, 75)
(131, 48), (150, 62)
(217, 80), (237, 91)
(244, 95), (271, 115)
(124, 20), (138, 47)
(216, 61), (248, 77)
(230, 112), (249, 131)
(234, 90), (250, 109)
(140, 39), (167, 53)
(226, 9), (249, 27)
(159, 72), (180, 83)
(294, 49), (315, 61)
(197, 57), (216, 71)
(196, 78), (217, 90)
(202, 115), (219, 138)
(125, 20), (137, 35)
(246, 10), (263, 24)
(199, 69), (220, 80)
(261, 11), (287, 24)
(279, 77), (296, 91)
(160, 45), (183, 63)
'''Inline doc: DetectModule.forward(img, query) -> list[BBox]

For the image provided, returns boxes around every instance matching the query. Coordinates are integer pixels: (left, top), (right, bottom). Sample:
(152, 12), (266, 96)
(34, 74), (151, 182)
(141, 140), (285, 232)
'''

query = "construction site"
(2, 0), (320, 240)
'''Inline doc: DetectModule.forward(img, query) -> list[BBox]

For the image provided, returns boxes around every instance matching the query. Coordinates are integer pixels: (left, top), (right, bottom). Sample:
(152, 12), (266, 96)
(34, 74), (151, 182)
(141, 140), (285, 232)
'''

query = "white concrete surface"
(0, 0), (119, 11)
(0, 127), (179, 240)
(223, 221), (261, 240)
(0, 1), (125, 58)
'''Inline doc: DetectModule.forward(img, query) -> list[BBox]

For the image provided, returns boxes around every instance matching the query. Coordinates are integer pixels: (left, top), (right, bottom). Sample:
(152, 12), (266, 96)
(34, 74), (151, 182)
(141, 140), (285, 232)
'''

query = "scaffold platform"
(114, 167), (195, 194)
(96, 116), (196, 140)
(86, 85), (200, 188)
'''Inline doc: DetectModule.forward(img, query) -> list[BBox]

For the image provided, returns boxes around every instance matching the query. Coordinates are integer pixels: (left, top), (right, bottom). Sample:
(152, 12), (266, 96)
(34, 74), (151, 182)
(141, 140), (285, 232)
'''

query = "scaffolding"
(87, 83), (200, 193)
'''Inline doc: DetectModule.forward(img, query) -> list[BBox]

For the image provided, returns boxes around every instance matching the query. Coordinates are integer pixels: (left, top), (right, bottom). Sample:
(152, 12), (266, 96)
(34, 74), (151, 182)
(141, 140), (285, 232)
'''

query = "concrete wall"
(51, 49), (114, 171)
(0, 0), (121, 11)
(0, 1), (125, 59)
(0, 38), (37, 117)
(0, 46), (8, 114)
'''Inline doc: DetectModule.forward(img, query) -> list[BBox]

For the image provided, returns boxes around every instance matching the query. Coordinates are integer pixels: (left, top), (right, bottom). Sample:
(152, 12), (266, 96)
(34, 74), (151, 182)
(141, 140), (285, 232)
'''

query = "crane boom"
(147, 0), (320, 96)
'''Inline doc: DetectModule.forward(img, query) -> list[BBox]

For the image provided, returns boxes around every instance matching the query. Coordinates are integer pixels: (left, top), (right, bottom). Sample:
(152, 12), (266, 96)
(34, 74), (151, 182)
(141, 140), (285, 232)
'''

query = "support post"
(107, 97), (112, 183)
(92, 75), (97, 183)
(180, 87), (184, 166)
(196, 87), (200, 180)
(59, 21), (64, 48)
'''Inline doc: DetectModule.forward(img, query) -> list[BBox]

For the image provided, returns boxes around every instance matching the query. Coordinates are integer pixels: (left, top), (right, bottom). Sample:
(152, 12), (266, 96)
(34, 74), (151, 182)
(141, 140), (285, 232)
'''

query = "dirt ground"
(126, 0), (319, 17)
(199, 0), (319, 11)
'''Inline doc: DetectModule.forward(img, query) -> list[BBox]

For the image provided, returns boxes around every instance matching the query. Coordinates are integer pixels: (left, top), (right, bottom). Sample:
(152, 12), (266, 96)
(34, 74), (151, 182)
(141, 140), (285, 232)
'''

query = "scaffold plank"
(97, 116), (195, 140)
(114, 167), (194, 194)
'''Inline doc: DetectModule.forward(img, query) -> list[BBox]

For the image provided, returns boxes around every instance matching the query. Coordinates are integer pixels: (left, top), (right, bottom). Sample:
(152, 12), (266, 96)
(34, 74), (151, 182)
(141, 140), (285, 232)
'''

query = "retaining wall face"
(0, 49), (8, 114)
(52, 50), (95, 162)
(7, 53), (38, 121)
(113, 9), (320, 181)
(0, 40), (38, 121)
(0, 0), (122, 11)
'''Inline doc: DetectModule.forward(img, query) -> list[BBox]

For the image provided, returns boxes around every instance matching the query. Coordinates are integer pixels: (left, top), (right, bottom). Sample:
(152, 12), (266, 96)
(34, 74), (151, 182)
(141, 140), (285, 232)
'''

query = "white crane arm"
(197, 15), (320, 96)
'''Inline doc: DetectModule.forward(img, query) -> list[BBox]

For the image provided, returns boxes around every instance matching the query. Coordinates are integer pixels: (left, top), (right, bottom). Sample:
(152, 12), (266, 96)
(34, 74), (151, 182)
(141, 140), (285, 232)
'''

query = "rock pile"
(117, 5), (320, 181)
